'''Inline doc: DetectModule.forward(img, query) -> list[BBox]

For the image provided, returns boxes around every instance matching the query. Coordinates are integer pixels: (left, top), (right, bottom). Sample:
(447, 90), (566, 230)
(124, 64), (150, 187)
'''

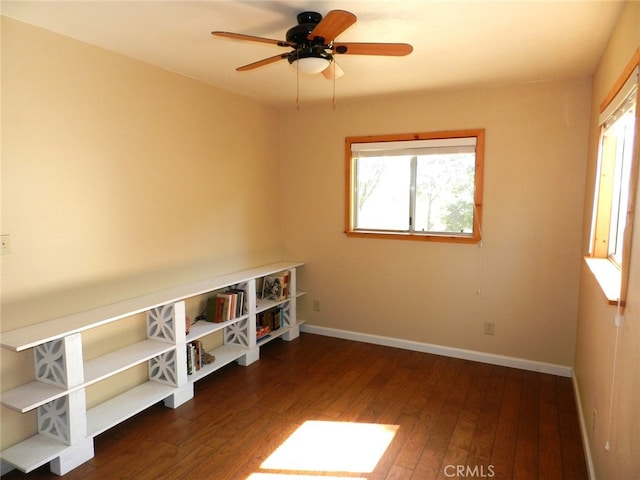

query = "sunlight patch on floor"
(246, 474), (364, 480)
(259, 420), (399, 474)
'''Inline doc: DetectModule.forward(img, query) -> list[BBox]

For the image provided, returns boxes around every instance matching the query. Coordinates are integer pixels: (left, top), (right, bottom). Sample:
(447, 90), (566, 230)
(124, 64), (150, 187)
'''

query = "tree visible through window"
(346, 130), (484, 243)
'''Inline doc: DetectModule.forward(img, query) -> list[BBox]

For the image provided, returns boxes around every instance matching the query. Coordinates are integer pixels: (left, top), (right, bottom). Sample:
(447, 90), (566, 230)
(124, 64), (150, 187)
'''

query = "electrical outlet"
(0, 235), (11, 256)
(313, 300), (321, 312)
(483, 321), (495, 335)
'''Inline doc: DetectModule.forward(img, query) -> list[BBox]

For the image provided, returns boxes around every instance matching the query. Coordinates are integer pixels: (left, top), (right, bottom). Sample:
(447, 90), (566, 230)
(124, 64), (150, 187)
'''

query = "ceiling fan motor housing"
(286, 11), (325, 46)
(286, 11), (332, 65)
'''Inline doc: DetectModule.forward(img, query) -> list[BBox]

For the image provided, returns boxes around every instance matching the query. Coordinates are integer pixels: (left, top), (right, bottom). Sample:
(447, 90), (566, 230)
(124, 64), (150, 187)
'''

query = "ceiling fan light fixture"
(288, 46), (332, 74)
(292, 56), (331, 74)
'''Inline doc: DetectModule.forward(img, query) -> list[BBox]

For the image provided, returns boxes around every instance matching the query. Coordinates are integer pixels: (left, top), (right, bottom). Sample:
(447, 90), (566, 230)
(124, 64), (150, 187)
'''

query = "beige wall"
(575, 2), (640, 479)
(281, 77), (591, 368)
(0, 18), (284, 448)
(1, 17), (286, 320)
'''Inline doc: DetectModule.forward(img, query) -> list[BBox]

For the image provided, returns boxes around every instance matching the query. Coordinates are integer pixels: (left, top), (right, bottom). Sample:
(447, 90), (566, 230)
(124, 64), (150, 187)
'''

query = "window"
(345, 129), (484, 243)
(589, 62), (639, 305)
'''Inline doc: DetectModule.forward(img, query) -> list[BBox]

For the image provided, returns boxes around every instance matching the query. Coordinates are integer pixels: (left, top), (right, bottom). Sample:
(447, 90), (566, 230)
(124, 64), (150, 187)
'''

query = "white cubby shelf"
(0, 261), (304, 476)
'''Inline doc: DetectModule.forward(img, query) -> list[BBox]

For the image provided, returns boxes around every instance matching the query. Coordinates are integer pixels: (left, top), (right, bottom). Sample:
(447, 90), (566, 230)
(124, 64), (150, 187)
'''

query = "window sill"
(345, 230), (480, 244)
(583, 257), (621, 305)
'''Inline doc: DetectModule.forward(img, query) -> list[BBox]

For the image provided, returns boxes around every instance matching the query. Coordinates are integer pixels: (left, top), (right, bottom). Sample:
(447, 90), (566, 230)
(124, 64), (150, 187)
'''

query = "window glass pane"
(346, 129), (484, 243)
(355, 156), (411, 231)
(607, 100), (636, 264)
(414, 153), (475, 233)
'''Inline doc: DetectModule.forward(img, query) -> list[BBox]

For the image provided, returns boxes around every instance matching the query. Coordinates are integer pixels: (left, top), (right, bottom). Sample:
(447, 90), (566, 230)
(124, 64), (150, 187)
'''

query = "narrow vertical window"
(589, 61), (639, 306)
(591, 68), (638, 262)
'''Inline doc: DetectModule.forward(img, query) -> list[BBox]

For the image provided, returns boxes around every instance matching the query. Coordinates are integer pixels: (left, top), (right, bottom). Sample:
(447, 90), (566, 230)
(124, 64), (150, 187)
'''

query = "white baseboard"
(572, 374), (596, 480)
(300, 324), (573, 377)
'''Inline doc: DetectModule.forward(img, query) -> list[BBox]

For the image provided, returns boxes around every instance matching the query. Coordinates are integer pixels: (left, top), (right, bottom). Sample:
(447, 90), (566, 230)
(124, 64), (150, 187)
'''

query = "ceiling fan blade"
(333, 42), (413, 56)
(236, 53), (289, 71)
(212, 31), (294, 48)
(308, 10), (356, 43)
(322, 62), (345, 80)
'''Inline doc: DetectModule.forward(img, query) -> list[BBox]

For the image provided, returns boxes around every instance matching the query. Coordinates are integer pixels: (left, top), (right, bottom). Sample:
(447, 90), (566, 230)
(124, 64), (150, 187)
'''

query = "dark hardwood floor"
(3, 333), (588, 479)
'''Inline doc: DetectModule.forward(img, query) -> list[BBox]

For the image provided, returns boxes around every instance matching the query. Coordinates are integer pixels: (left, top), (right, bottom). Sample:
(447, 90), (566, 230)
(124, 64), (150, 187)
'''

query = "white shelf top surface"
(187, 344), (247, 383)
(1, 261), (302, 352)
(86, 381), (176, 437)
(187, 316), (248, 342)
(1, 339), (175, 413)
(1, 380), (70, 413)
(83, 339), (175, 385)
(0, 434), (71, 473)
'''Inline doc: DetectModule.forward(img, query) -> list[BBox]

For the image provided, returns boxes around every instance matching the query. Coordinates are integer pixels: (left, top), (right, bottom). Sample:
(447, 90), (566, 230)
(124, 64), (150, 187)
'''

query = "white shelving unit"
(0, 261), (304, 476)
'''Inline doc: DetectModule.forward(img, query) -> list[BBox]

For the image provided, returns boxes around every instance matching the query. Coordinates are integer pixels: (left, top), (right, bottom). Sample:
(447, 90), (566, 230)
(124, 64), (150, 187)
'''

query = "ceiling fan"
(212, 10), (413, 79)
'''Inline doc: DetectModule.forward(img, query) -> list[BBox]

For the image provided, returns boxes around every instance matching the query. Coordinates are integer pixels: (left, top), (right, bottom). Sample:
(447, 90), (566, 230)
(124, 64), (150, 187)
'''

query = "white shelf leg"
(163, 384), (194, 408)
(49, 438), (94, 476)
(33, 334), (93, 474)
(34, 334), (84, 389)
(37, 390), (87, 446)
(238, 347), (260, 366)
(286, 269), (299, 341)
(283, 324), (300, 341)
(148, 301), (194, 408)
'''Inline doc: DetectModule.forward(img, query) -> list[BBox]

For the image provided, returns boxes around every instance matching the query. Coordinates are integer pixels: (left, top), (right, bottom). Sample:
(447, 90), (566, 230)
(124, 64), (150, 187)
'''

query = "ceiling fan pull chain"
(332, 61), (337, 109)
(296, 51), (301, 110)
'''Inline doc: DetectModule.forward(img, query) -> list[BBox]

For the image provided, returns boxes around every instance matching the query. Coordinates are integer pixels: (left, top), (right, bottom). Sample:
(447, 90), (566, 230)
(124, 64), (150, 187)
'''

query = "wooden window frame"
(345, 129), (485, 244)
(588, 49), (640, 308)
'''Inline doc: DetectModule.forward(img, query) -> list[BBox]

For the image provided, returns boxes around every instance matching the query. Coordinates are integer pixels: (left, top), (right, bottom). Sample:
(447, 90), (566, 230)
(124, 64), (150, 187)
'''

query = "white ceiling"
(1, 1), (626, 108)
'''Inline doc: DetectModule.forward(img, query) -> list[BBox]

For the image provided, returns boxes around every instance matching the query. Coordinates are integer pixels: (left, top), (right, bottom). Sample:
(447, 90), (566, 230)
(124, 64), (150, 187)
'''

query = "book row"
(206, 288), (246, 323)
(256, 307), (283, 340)
(202, 270), (292, 324)
(187, 340), (210, 374)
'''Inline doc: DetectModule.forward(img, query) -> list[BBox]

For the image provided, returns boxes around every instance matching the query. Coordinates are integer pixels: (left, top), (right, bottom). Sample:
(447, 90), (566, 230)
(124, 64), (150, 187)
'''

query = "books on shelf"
(206, 288), (246, 323)
(261, 271), (290, 301)
(257, 307), (282, 333)
(187, 340), (204, 374)
(228, 288), (246, 317)
(186, 340), (215, 374)
(256, 325), (271, 340)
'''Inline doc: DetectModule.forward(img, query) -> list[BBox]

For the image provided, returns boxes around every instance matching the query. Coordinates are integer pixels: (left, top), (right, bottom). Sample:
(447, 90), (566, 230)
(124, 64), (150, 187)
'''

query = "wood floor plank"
(393, 356), (459, 471)
(2, 334), (588, 480)
(413, 359), (472, 479)
(538, 374), (563, 480)
(489, 369), (522, 480)
(386, 464), (414, 479)
(513, 371), (540, 480)
(556, 377), (589, 479)
(465, 363), (507, 465)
